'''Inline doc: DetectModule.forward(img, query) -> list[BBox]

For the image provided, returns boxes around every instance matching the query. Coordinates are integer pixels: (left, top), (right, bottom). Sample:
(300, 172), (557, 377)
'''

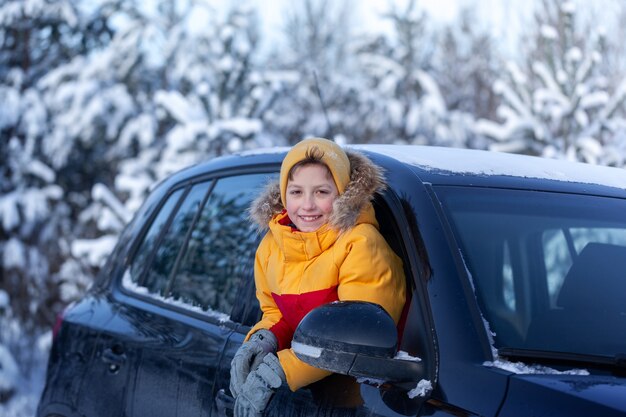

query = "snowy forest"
(2, 0), (626, 413)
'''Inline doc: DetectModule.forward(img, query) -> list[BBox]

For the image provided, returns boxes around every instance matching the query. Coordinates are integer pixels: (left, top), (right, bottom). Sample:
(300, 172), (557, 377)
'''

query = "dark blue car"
(37, 145), (626, 416)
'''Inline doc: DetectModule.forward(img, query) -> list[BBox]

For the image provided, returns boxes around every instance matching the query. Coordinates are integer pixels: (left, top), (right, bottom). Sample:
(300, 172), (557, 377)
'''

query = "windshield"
(436, 186), (626, 360)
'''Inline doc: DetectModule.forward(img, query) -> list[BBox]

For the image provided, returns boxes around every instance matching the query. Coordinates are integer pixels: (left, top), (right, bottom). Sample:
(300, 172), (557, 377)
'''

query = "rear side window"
(124, 173), (275, 318)
(169, 175), (266, 313)
(129, 187), (186, 285)
(142, 181), (212, 294)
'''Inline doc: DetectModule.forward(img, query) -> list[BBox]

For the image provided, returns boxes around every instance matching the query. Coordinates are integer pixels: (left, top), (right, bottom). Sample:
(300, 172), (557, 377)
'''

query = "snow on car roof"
(240, 144), (626, 190)
(355, 145), (626, 189)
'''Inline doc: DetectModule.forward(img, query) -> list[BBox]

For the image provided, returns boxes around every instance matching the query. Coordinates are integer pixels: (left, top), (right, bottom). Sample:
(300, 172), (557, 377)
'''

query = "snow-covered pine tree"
(151, 2), (288, 174)
(434, 8), (500, 121)
(42, 1), (294, 284)
(476, 0), (626, 166)
(0, 0), (110, 343)
(0, 0), (115, 399)
(263, 0), (355, 144)
(33, 5), (149, 293)
(350, 0), (474, 147)
(0, 0), (112, 88)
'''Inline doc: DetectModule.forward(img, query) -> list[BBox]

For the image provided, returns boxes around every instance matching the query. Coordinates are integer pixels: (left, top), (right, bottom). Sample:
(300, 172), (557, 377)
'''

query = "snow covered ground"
(0, 333), (50, 417)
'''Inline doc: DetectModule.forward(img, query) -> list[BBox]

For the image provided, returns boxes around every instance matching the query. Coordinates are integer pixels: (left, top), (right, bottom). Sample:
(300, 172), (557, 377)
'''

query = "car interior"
(525, 242), (626, 356)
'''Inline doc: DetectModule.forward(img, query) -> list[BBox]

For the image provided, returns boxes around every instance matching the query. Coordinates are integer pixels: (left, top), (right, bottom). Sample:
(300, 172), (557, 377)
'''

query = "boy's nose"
(303, 193), (316, 209)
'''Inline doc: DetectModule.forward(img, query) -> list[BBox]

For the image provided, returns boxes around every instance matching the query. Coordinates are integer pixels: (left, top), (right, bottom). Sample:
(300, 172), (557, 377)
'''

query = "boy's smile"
(285, 164), (339, 232)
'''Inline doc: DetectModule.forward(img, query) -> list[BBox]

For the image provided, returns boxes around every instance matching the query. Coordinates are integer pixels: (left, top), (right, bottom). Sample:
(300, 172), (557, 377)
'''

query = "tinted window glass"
(542, 229), (573, 307)
(129, 188), (185, 285)
(169, 174), (274, 314)
(143, 181), (212, 294)
(437, 186), (626, 359)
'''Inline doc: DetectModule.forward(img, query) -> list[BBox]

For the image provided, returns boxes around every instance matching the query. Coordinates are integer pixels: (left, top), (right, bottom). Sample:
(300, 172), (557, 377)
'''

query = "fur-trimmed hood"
(249, 150), (386, 232)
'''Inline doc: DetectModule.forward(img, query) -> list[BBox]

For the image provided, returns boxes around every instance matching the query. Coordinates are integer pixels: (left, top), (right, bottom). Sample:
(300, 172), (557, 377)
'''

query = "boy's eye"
(289, 190), (301, 195)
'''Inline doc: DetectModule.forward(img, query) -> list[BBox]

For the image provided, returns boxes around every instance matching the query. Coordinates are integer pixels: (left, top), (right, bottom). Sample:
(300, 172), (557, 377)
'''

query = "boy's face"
(285, 163), (339, 232)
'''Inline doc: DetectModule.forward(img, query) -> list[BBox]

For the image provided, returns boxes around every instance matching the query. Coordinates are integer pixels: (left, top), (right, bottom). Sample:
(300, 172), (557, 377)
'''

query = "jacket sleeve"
(336, 224), (406, 323)
(246, 233), (293, 349)
(278, 224), (406, 391)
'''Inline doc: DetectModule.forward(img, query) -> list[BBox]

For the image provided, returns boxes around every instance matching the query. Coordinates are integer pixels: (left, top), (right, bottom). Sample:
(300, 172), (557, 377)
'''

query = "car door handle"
(215, 388), (235, 417)
(102, 345), (126, 373)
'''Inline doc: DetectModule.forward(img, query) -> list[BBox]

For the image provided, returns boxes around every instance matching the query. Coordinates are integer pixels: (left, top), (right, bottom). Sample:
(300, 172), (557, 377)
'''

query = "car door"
(39, 293), (134, 417)
(37, 187), (185, 417)
(112, 172), (277, 417)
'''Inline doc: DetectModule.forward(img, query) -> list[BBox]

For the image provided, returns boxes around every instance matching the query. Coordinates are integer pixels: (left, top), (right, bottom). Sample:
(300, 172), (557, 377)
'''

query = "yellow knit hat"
(280, 138), (351, 207)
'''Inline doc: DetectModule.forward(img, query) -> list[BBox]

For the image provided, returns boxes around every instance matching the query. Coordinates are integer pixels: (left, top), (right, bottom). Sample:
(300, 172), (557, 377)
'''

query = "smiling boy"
(230, 138), (406, 416)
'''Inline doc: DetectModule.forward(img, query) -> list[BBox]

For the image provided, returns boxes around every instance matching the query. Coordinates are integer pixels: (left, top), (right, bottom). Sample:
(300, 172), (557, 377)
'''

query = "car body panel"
(38, 295), (131, 417)
(499, 374), (626, 416)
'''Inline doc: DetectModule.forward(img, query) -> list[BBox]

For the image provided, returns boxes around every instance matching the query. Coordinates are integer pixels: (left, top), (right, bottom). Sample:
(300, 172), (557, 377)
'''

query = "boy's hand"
(230, 329), (277, 398)
(234, 353), (285, 417)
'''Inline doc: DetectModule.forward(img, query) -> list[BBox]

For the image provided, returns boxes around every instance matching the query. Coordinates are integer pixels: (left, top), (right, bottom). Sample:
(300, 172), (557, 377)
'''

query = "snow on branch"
(92, 183), (132, 224)
(599, 78), (626, 120)
(71, 235), (119, 267)
(532, 62), (569, 107)
(494, 79), (531, 120)
(155, 90), (205, 124)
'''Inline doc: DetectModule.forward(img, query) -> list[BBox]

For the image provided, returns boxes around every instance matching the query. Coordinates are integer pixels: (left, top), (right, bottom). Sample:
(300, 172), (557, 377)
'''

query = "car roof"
(168, 145), (626, 198)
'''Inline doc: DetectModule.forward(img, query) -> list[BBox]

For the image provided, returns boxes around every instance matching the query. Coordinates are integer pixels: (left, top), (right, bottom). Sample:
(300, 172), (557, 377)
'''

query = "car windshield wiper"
(498, 348), (626, 370)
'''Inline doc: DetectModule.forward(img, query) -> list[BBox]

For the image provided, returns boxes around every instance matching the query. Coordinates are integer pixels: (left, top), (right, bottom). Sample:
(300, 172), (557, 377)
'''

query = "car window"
(543, 227), (626, 307)
(168, 174), (271, 314)
(542, 229), (574, 307)
(124, 172), (276, 321)
(436, 186), (626, 359)
(143, 181), (212, 294)
(129, 187), (186, 287)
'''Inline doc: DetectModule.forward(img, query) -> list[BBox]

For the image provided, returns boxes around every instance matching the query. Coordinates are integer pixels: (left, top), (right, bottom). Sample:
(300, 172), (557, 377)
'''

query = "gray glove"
(234, 353), (286, 417)
(230, 329), (278, 398)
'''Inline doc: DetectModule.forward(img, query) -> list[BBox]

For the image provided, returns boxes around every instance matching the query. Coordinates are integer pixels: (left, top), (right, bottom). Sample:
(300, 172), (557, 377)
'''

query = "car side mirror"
(292, 301), (425, 384)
